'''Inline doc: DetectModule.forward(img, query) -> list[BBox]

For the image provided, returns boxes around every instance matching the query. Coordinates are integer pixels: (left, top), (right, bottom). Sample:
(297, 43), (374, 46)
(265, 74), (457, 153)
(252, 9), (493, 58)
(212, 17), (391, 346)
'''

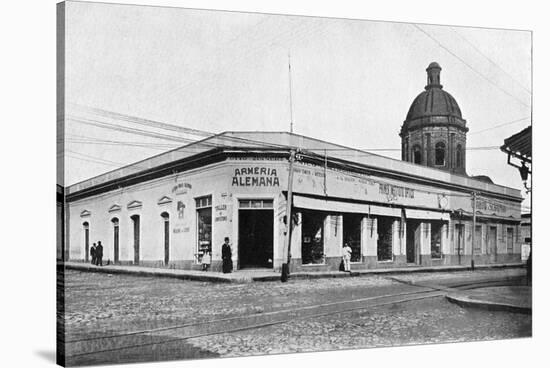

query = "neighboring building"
(64, 63), (523, 272)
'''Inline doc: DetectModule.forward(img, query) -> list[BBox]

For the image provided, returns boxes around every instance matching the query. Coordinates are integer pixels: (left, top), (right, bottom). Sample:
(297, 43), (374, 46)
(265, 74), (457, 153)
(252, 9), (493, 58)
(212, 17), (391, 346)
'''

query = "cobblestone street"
(61, 268), (531, 365)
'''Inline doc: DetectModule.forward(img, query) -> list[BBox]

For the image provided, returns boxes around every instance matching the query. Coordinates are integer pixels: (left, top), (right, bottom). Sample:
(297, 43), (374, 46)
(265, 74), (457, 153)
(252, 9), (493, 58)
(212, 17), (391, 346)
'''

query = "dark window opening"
(435, 142), (446, 166)
(455, 224), (464, 254)
(302, 211), (325, 265)
(343, 214), (362, 262)
(377, 217), (393, 261)
(456, 145), (463, 168)
(413, 146), (422, 164)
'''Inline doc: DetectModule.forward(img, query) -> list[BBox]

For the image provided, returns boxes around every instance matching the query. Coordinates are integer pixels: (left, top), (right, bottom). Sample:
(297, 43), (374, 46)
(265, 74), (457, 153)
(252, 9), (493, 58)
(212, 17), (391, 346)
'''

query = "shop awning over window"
(405, 209), (450, 221)
(293, 195), (401, 217)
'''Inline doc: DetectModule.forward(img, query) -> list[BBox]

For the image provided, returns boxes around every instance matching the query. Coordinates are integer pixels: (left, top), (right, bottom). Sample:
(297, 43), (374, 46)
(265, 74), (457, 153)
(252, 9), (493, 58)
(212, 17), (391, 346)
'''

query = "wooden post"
(281, 149), (296, 282)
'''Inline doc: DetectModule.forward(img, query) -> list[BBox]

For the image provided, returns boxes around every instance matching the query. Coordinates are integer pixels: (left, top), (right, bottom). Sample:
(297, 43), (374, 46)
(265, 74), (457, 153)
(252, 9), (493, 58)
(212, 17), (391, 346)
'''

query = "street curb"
(445, 293), (532, 314)
(62, 262), (525, 283)
(63, 264), (237, 283)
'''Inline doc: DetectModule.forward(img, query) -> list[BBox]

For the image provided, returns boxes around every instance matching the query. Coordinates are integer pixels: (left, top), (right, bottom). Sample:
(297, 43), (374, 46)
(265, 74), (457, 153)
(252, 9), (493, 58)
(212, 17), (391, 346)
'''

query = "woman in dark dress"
(222, 237), (232, 273)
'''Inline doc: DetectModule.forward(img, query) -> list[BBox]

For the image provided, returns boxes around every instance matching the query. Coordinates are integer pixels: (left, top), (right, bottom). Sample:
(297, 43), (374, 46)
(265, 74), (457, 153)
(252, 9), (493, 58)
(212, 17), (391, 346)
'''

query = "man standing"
(222, 237), (232, 273)
(90, 243), (97, 265)
(342, 243), (352, 272)
(96, 241), (104, 266)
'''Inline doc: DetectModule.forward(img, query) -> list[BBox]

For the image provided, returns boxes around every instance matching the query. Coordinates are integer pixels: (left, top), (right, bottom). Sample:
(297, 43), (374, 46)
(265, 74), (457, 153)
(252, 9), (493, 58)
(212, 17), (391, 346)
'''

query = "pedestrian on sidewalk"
(342, 243), (352, 272)
(202, 249), (211, 271)
(222, 237), (233, 273)
(96, 241), (104, 266)
(90, 243), (97, 265)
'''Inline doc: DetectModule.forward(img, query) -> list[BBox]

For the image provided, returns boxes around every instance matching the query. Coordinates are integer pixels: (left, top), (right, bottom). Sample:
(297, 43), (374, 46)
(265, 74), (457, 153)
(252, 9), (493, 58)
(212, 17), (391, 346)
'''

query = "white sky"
(63, 0), (532, 210)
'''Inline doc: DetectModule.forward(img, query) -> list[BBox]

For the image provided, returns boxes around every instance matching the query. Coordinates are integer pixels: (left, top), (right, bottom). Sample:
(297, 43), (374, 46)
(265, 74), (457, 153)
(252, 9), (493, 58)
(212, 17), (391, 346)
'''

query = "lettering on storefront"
(379, 183), (415, 201)
(476, 199), (507, 213)
(173, 227), (190, 234)
(232, 167), (280, 187)
(172, 182), (192, 195)
(215, 216), (227, 222)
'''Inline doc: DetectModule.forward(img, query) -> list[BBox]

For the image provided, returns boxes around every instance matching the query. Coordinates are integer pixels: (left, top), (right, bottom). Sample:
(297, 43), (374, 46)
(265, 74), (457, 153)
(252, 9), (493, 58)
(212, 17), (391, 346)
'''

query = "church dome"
(406, 88), (463, 121)
(401, 62), (467, 132)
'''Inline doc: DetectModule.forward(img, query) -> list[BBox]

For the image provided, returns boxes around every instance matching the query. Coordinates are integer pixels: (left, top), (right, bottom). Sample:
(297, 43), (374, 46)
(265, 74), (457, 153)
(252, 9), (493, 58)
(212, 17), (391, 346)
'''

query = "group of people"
(200, 237), (233, 273)
(90, 241), (104, 266)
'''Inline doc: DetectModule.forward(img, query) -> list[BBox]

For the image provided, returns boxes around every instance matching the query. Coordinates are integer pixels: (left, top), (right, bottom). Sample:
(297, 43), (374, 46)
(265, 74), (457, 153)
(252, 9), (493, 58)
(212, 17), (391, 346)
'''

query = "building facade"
(65, 131), (522, 272)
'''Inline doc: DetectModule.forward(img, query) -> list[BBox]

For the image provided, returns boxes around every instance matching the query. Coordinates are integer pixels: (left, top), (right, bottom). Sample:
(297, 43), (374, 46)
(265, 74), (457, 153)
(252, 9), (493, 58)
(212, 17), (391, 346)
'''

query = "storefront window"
(302, 211), (325, 265)
(196, 195), (212, 261)
(431, 222), (443, 258)
(377, 217), (393, 261)
(343, 214), (362, 262)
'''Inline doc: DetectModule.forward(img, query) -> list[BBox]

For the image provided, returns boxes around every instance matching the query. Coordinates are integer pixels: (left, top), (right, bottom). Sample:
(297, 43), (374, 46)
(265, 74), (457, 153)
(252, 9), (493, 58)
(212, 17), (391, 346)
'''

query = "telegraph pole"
(288, 51), (294, 134)
(471, 192), (477, 270)
(281, 149), (296, 282)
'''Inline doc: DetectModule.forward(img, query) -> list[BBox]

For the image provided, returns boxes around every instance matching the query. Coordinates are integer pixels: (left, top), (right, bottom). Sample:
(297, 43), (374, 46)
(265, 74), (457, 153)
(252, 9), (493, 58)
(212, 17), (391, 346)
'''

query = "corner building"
(65, 64), (523, 272)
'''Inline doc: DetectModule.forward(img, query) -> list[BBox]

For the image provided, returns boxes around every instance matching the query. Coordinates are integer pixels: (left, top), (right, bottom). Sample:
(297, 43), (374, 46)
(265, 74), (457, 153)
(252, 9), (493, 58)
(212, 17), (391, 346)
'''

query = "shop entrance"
(489, 226), (498, 262)
(238, 199), (274, 269)
(406, 220), (421, 263)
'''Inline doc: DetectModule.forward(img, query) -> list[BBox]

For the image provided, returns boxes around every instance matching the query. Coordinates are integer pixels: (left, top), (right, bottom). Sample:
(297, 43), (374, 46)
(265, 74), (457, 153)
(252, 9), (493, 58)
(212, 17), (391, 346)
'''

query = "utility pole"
(471, 192), (477, 270)
(281, 149), (296, 282)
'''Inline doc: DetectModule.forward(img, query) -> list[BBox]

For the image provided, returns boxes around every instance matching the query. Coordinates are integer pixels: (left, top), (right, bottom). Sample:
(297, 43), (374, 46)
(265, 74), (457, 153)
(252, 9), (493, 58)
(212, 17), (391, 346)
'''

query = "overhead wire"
(412, 24), (530, 109)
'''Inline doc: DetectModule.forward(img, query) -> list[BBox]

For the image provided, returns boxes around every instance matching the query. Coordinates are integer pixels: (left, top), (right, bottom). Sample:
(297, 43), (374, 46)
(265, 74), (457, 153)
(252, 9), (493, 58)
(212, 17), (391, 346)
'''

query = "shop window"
(343, 214), (362, 262)
(413, 145), (422, 164)
(506, 227), (514, 253)
(474, 225), (482, 254)
(239, 199), (273, 209)
(196, 195), (212, 261)
(377, 217), (393, 261)
(301, 211), (325, 265)
(435, 142), (446, 166)
(431, 222), (443, 258)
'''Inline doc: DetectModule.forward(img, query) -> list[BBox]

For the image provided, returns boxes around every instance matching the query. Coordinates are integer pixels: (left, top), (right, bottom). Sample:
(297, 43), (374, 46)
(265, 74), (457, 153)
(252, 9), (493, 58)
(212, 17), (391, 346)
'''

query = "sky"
(62, 0), (532, 211)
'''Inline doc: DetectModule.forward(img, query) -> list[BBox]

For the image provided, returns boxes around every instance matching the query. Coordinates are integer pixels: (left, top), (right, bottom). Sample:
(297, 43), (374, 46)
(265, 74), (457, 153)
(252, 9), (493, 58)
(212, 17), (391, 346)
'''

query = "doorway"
(131, 215), (140, 264)
(238, 199), (274, 268)
(406, 220), (421, 263)
(111, 218), (119, 264)
(489, 226), (497, 262)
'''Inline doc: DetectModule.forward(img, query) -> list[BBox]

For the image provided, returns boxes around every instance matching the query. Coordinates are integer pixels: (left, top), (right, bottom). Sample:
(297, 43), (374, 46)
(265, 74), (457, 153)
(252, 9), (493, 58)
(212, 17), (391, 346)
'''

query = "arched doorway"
(161, 212), (170, 266)
(111, 218), (119, 264)
(131, 215), (140, 264)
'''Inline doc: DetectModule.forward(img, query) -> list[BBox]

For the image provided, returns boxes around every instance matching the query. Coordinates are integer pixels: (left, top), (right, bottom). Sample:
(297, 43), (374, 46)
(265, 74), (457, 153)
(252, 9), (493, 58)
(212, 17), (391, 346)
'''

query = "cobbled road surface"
(60, 268), (531, 366)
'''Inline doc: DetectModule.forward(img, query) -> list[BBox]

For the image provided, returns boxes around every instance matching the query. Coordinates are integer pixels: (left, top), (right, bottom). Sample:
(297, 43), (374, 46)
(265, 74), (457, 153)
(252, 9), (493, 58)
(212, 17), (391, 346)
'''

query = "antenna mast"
(288, 51), (294, 133)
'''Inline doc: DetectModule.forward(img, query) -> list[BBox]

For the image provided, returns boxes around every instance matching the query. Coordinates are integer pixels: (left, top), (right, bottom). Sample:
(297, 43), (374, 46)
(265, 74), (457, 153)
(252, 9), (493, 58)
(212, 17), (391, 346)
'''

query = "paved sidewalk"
(61, 261), (525, 283)
(446, 286), (531, 314)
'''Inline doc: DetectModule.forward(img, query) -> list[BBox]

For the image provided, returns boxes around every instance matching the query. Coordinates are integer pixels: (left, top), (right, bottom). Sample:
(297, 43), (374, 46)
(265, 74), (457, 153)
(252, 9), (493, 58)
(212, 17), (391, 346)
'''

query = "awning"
(406, 208), (450, 221)
(293, 195), (401, 217)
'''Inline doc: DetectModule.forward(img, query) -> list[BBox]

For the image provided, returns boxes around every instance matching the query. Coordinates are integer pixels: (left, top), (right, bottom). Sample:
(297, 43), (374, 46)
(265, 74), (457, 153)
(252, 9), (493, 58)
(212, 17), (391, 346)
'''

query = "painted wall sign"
(476, 199), (506, 213)
(172, 182), (192, 195)
(215, 216), (227, 222)
(378, 183), (415, 200)
(177, 201), (185, 219)
(231, 167), (280, 187)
